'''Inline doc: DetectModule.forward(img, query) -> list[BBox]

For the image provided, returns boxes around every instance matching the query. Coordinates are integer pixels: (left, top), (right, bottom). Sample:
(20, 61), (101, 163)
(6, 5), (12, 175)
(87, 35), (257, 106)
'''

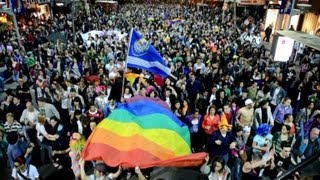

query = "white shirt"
(20, 109), (40, 124)
(36, 123), (47, 142)
(12, 164), (39, 180)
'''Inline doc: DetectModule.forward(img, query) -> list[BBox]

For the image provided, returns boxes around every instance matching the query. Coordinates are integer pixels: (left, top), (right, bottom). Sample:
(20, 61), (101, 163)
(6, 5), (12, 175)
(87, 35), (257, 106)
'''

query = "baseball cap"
(245, 99), (253, 106)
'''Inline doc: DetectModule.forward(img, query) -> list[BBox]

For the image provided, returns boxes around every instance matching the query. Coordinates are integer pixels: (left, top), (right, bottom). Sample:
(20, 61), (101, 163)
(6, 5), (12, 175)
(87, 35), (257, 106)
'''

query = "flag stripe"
(115, 98), (186, 127)
(90, 127), (175, 159)
(126, 29), (171, 78)
(127, 56), (171, 77)
(107, 109), (190, 143)
(125, 96), (171, 110)
(99, 119), (191, 156)
(82, 143), (162, 167)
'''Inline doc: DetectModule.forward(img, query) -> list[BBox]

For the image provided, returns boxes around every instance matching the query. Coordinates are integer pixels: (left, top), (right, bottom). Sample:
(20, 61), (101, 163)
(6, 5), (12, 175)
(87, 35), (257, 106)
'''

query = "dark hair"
(208, 105), (217, 114)
(284, 114), (292, 120)
(281, 142), (292, 149)
(50, 116), (59, 122)
(37, 97), (46, 102)
(14, 156), (26, 165)
(234, 125), (244, 133)
(282, 124), (291, 132)
(212, 157), (225, 173)
(259, 100), (268, 108)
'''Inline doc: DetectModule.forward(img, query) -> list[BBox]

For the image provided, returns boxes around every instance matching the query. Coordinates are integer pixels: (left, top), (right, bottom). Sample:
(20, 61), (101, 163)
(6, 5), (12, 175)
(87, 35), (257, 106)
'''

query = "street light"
(0, 5), (21, 48)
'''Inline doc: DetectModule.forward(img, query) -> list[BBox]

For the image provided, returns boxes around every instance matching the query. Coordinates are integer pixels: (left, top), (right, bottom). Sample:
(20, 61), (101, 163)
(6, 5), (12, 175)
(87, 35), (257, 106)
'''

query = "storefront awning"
(277, 30), (320, 51)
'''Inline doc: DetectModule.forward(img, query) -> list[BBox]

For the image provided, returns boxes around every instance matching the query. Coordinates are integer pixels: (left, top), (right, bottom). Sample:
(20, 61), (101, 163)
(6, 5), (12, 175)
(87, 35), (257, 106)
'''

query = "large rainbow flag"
(81, 96), (207, 168)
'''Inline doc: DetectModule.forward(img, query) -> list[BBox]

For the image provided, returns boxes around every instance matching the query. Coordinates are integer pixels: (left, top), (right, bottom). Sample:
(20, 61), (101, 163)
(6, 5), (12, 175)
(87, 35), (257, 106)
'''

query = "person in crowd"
(231, 125), (247, 180)
(185, 109), (203, 152)
(272, 124), (294, 154)
(209, 114), (236, 162)
(94, 86), (109, 110)
(11, 96), (25, 121)
(86, 103), (103, 123)
(52, 132), (86, 179)
(263, 24), (272, 42)
(79, 159), (123, 180)
(46, 116), (72, 171)
(0, 125), (8, 171)
(283, 113), (296, 136)
(69, 97), (85, 120)
(254, 100), (274, 129)
(236, 99), (254, 141)
(202, 105), (220, 143)
(103, 97), (120, 118)
(12, 155), (39, 180)
(37, 97), (60, 121)
(252, 124), (273, 157)
(295, 101), (315, 126)
(266, 142), (299, 179)
(303, 111), (320, 140)
(242, 151), (274, 179)
(272, 97), (293, 133)
(293, 127), (320, 163)
(270, 81), (287, 111)
(20, 102), (39, 143)
(208, 157), (231, 180)
(36, 114), (53, 164)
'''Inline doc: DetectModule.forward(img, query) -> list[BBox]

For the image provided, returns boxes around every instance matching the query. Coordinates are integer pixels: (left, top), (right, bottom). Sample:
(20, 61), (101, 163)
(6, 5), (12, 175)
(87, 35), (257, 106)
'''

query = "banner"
(279, 0), (293, 14)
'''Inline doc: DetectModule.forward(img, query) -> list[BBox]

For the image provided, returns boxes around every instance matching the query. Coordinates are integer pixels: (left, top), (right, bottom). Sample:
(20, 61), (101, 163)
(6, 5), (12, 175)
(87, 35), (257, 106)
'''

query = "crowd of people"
(0, 2), (320, 180)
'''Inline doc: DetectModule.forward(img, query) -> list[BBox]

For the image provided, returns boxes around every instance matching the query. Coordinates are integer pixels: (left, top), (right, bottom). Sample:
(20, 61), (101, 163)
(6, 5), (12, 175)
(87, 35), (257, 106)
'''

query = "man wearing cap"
(12, 156), (39, 180)
(237, 99), (254, 141)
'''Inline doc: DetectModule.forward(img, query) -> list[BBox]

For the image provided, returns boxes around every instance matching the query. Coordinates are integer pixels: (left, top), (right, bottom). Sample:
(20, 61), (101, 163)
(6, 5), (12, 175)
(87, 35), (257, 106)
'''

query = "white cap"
(245, 99), (253, 106)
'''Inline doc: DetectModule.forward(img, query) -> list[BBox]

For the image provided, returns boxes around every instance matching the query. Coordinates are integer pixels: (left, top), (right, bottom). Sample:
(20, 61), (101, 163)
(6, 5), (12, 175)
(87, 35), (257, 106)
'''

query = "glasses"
(14, 164), (20, 168)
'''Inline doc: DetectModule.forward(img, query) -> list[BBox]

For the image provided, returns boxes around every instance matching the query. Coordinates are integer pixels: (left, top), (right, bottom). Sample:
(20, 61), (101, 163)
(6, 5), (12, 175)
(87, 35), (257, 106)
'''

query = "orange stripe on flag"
(90, 127), (175, 160)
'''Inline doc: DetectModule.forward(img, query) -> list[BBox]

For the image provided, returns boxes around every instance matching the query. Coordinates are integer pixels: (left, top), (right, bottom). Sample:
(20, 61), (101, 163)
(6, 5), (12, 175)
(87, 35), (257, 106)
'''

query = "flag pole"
(121, 28), (133, 99)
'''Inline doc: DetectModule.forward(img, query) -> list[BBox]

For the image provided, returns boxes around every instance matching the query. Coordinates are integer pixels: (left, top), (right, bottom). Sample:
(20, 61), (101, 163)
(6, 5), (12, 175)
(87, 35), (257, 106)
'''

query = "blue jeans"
(0, 76), (4, 90)
(13, 71), (19, 82)
(217, 153), (229, 164)
(233, 157), (241, 180)
(39, 140), (53, 164)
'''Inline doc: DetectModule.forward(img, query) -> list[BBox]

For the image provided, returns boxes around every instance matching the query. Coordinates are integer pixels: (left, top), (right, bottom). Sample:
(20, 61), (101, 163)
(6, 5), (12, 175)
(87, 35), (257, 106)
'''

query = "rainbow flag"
(125, 73), (141, 85)
(81, 96), (206, 168)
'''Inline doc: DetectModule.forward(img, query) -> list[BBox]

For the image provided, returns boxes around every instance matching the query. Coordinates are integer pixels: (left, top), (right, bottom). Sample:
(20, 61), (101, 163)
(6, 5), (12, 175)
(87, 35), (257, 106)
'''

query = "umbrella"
(47, 32), (68, 43)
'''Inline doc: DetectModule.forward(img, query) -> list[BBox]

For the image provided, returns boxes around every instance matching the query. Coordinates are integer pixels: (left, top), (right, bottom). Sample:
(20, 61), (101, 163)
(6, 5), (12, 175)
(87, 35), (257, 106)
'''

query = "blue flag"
(127, 29), (171, 78)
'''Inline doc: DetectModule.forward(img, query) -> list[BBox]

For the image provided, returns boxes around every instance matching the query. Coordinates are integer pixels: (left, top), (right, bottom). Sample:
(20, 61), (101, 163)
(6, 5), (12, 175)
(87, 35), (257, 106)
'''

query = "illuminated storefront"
(26, 0), (52, 20)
